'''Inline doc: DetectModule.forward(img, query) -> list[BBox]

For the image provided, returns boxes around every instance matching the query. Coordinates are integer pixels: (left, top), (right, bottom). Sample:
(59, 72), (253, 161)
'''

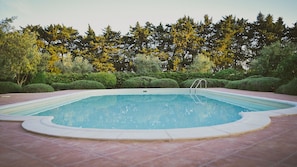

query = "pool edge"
(1, 88), (297, 141)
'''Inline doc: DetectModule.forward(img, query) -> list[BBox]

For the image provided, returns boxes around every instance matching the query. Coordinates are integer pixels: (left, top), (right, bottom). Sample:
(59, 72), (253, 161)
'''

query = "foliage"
(69, 80), (105, 89)
(134, 54), (162, 73)
(213, 68), (246, 80)
(54, 54), (93, 74)
(22, 83), (54, 93)
(0, 30), (41, 85)
(30, 72), (47, 84)
(188, 54), (215, 73)
(51, 82), (71, 91)
(114, 72), (139, 88)
(225, 77), (281, 92)
(0, 81), (22, 94)
(86, 72), (117, 88)
(180, 78), (229, 88)
(121, 76), (157, 88)
(45, 73), (85, 84)
(276, 78), (297, 95)
(18, 13), (296, 72)
(150, 78), (179, 88)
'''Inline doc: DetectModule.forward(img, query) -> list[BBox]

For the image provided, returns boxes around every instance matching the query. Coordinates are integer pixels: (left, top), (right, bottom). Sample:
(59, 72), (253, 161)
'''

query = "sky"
(1, 0), (297, 35)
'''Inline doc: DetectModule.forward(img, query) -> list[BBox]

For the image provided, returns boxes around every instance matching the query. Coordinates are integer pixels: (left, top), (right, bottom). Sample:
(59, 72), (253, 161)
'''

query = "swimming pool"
(0, 88), (296, 140)
(32, 94), (288, 130)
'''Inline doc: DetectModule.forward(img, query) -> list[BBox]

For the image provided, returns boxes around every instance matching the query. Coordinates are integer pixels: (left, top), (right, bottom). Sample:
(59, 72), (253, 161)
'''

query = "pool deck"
(1, 88), (297, 167)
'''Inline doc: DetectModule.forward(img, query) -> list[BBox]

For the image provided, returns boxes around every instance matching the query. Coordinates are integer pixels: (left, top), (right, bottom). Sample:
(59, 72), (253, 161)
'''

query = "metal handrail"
(189, 79), (207, 94)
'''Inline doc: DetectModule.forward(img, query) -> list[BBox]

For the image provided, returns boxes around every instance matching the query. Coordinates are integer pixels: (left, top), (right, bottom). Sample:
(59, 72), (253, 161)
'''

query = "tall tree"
(170, 16), (203, 71)
(0, 31), (41, 85)
(211, 15), (241, 71)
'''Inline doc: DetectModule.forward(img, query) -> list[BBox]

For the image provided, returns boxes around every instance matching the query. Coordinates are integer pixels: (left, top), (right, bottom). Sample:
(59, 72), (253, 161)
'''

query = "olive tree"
(0, 31), (41, 85)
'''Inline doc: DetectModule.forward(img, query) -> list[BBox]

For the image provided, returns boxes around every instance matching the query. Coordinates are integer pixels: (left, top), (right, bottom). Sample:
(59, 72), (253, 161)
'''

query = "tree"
(134, 54), (161, 73)
(188, 54), (214, 73)
(250, 41), (297, 79)
(0, 31), (41, 85)
(170, 16), (203, 71)
(55, 53), (93, 73)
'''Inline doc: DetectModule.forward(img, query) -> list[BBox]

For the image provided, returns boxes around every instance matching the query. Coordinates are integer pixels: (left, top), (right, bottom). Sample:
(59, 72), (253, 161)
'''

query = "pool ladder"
(189, 79), (207, 94)
(189, 79), (207, 104)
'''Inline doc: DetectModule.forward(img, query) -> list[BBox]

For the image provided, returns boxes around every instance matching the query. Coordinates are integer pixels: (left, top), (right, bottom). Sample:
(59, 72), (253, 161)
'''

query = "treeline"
(18, 13), (297, 72)
(0, 13), (297, 86)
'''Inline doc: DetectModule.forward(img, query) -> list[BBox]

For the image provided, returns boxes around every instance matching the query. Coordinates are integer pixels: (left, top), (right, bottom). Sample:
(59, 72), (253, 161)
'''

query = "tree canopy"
(1, 12), (297, 80)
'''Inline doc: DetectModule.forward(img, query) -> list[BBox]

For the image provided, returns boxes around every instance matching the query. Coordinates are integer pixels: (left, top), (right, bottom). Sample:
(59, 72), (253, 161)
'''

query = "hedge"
(0, 81), (22, 94)
(150, 78), (179, 88)
(86, 72), (116, 88)
(225, 77), (281, 92)
(180, 78), (229, 88)
(69, 80), (105, 89)
(121, 76), (157, 88)
(276, 78), (297, 95)
(22, 83), (55, 93)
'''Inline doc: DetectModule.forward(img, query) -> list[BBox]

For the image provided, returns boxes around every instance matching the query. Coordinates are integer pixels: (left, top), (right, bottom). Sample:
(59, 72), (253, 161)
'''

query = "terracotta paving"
(0, 88), (297, 167)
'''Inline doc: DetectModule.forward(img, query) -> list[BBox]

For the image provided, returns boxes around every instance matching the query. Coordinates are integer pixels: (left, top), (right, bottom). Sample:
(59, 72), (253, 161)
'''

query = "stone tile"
(207, 155), (274, 167)
(136, 155), (199, 167)
(106, 147), (162, 166)
(235, 141), (297, 163)
(192, 137), (252, 155)
(66, 156), (125, 167)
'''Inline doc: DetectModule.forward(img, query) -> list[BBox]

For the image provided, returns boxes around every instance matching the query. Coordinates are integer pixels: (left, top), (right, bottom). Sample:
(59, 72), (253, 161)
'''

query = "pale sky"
(1, 0), (296, 35)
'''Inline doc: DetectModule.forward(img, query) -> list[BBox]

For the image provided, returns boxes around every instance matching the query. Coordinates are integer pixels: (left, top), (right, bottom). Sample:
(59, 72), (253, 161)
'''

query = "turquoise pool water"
(33, 94), (287, 130)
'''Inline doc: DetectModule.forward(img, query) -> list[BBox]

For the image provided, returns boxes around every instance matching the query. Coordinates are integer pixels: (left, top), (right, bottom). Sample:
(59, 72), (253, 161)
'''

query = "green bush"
(86, 72), (116, 88)
(114, 72), (139, 88)
(122, 76), (157, 88)
(213, 69), (245, 80)
(30, 72), (47, 84)
(69, 80), (105, 89)
(276, 78), (297, 95)
(225, 77), (281, 92)
(0, 81), (22, 94)
(22, 83), (55, 93)
(150, 78), (179, 88)
(180, 78), (228, 88)
(51, 82), (71, 91)
(45, 73), (85, 84)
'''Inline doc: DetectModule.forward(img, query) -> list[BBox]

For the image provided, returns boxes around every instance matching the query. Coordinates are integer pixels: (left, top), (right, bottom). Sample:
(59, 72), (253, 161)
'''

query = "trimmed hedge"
(180, 78), (229, 88)
(225, 77), (281, 92)
(69, 80), (105, 89)
(51, 82), (71, 90)
(86, 72), (116, 88)
(276, 78), (297, 95)
(0, 81), (22, 94)
(150, 78), (179, 88)
(22, 83), (55, 93)
(121, 76), (157, 88)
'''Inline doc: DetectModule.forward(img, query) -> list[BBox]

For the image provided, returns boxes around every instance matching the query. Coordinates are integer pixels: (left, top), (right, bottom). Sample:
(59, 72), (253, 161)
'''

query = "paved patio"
(1, 88), (297, 167)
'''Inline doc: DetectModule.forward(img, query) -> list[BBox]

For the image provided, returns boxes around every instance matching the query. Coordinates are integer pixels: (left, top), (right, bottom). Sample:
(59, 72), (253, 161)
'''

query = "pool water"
(34, 94), (257, 129)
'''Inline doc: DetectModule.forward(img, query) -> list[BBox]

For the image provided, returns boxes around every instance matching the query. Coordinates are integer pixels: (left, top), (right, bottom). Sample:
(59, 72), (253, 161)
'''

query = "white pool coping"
(1, 88), (297, 141)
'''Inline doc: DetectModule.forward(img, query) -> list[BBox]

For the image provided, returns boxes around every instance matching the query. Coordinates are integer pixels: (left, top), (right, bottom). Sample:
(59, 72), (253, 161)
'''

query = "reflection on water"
(34, 94), (250, 129)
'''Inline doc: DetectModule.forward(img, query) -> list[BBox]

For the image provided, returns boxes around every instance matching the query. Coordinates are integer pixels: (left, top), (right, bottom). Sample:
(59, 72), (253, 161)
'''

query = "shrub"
(114, 72), (139, 88)
(22, 83), (54, 93)
(45, 73), (85, 84)
(180, 78), (228, 88)
(213, 69), (245, 80)
(276, 78), (297, 95)
(69, 80), (105, 89)
(150, 78), (179, 88)
(51, 83), (71, 91)
(86, 72), (116, 88)
(122, 76), (157, 88)
(30, 72), (47, 84)
(0, 81), (22, 94)
(225, 77), (281, 92)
